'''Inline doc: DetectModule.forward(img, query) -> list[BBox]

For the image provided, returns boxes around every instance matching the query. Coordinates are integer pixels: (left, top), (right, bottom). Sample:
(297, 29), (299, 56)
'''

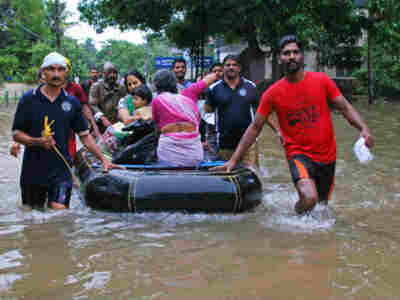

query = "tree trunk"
(239, 33), (265, 82)
(367, 29), (374, 104)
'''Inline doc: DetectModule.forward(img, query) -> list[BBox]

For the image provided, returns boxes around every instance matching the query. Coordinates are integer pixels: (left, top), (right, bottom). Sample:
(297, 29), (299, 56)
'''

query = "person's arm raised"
(181, 73), (218, 101)
(201, 72), (218, 86)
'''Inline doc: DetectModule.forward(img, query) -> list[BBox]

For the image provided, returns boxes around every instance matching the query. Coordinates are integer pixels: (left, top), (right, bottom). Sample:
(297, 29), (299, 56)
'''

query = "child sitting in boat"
(129, 85), (153, 122)
(100, 85), (153, 155)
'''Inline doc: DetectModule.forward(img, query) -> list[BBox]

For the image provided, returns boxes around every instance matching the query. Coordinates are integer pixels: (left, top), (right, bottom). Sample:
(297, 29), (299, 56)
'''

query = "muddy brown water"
(0, 100), (399, 299)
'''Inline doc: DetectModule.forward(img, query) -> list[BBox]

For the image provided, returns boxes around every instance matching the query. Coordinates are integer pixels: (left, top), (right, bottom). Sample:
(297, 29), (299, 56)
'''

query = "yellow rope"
(42, 115), (81, 188)
(52, 145), (81, 188)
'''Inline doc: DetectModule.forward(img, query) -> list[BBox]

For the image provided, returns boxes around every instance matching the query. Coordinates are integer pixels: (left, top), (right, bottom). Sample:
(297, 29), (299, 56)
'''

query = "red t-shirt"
(257, 72), (342, 163)
(65, 82), (88, 160)
(66, 82), (88, 104)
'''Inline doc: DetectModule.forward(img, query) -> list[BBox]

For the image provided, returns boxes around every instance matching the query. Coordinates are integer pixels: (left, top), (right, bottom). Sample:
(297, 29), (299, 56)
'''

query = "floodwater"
(0, 100), (399, 300)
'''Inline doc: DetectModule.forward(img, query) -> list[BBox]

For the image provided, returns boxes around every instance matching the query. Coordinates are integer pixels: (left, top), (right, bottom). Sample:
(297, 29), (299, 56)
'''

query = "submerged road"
(0, 100), (399, 299)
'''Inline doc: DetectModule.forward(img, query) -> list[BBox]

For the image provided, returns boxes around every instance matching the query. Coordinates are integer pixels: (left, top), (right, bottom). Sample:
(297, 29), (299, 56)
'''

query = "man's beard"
(284, 61), (302, 74)
(90, 76), (99, 82)
(106, 76), (117, 85)
(225, 70), (238, 80)
(176, 73), (185, 82)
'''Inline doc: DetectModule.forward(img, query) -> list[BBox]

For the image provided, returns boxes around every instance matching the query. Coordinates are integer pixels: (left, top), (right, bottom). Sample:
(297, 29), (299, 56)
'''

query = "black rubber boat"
(74, 120), (262, 213)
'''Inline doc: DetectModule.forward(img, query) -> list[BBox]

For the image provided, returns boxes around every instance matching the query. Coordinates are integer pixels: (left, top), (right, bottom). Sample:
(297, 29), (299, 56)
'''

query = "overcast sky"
(64, 0), (145, 48)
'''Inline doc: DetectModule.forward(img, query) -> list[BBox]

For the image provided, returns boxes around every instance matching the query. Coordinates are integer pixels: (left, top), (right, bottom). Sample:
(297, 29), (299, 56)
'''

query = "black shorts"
(21, 180), (73, 209)
(288, 154), (336, 202)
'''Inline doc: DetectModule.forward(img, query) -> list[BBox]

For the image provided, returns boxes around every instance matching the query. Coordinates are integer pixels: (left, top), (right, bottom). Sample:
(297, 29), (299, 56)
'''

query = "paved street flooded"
(0, 100), (399, 299)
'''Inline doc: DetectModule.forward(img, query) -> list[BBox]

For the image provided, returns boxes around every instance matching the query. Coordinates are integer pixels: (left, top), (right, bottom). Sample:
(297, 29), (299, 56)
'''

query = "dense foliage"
(352, 0), (400, 99)
(1, 0), (400, 100)
(77, 0), (400, 100)
(78, 0), (365, 80)
(0, 0), (171, 84)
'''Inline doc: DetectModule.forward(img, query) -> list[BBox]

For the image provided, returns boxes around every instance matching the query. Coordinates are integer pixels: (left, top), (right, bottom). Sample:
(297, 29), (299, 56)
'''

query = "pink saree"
(152, 87), (204, 166)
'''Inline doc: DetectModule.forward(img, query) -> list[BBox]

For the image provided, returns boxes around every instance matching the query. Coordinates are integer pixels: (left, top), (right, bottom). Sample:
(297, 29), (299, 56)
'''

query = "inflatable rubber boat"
(74, 120), (262, 213)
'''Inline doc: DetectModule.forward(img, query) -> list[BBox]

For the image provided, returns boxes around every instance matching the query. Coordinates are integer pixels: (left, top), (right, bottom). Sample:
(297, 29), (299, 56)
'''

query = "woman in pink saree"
(152, 70), (218, 166)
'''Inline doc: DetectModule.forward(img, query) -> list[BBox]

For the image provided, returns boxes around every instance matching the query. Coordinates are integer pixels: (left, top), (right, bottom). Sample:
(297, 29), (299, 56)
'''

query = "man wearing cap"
(89, 62), (126, 132)
(12, 52), (122, 210)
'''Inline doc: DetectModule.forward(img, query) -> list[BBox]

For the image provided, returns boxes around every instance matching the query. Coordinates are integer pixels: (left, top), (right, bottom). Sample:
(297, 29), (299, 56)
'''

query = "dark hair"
(172, 57), (187, 69)
(223, 54), (240, 65)
(124, 69), (146, 91)
(209, 62), (222, 72)
(37, 69), (42, 81)
(279, 35), (303, 52)
(152, 69), (178, 94)
(132, 85), (153, 104)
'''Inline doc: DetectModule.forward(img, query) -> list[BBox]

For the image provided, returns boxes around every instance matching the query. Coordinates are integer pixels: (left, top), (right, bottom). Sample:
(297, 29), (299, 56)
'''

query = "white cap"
(41, 52), (67, 69)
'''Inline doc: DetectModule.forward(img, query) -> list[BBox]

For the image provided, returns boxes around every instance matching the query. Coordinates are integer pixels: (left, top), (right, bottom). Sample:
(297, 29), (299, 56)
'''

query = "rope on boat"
(118, 161), (227, 170)
(232, 175), (243, 213)
(226, 175), (238, 213)
(131, 172), (142, 212)
(127, 180), (133, 212)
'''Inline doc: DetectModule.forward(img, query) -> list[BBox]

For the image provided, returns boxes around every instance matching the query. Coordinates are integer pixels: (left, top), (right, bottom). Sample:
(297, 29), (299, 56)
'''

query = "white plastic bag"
(353, 137), (374, 164)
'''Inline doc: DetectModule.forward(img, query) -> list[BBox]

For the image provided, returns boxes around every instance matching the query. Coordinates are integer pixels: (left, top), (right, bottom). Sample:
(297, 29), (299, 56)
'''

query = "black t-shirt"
(206, 78), (259, 149)
(12, 86), (88, 185)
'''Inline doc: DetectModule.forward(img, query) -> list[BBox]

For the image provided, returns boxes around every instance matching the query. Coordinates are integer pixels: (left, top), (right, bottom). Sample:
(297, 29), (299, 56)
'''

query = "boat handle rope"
(127, 180), (133, 212)
(128, 172), (142, 212)
(226, 175), (239, 213)
(232, 175), (243, 213)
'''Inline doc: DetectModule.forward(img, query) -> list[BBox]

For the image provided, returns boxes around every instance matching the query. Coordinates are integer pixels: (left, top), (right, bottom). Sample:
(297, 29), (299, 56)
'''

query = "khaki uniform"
(89, 81), (126, 124)
(218, 142), (260, 169)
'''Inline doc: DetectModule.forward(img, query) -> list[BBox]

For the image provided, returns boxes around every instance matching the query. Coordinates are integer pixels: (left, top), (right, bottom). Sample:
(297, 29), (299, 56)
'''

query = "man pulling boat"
(11, 52), (123, 210)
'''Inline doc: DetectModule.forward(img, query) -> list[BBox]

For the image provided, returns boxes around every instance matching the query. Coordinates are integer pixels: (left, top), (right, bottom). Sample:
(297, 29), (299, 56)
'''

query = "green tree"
(0, 0), (50, 80)
(45, 0), (74, 51)
(353, 0), (400, 101)
(81, 38), (98, 68)
(63, 37), (91, 80)
(78, 0), (363, 81)
(0, 55), (19, 81)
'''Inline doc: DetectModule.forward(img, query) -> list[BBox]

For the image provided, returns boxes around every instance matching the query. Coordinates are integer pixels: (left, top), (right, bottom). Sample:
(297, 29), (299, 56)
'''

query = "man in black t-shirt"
(12, 52), (122, 210)
(205, 55), (260, 168)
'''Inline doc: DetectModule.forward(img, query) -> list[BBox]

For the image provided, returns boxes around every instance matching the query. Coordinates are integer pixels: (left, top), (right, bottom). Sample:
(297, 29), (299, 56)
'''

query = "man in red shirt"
(214, 35), (374, 214)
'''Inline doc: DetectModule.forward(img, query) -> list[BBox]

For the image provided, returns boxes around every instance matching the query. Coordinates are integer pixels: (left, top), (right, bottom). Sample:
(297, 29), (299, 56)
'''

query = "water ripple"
(0, 225), (25, 235)
(0, 250), (23, 270)
(0, 273), (23, 292)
